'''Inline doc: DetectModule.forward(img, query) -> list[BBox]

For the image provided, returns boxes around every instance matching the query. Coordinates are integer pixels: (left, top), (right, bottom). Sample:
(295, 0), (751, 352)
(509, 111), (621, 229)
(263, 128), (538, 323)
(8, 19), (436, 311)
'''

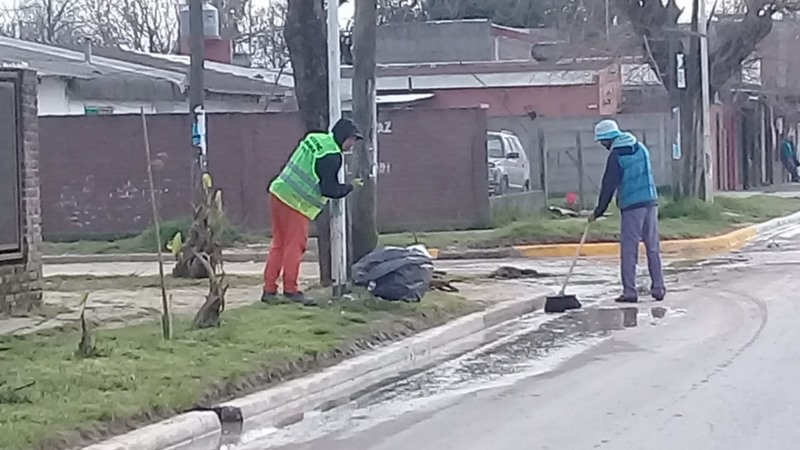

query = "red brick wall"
(39, 108), (490, 239)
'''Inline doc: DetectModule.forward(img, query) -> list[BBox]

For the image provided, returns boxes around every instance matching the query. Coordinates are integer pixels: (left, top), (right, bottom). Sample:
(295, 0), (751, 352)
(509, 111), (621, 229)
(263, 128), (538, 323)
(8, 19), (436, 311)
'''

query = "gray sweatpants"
(620, 205), (666, 300)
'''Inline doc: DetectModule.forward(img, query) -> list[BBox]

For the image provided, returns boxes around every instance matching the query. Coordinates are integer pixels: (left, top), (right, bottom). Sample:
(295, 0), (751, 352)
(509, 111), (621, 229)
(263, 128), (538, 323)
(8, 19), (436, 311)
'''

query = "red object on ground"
(263, 194), (310, 294)
(565, 192), (579, 208)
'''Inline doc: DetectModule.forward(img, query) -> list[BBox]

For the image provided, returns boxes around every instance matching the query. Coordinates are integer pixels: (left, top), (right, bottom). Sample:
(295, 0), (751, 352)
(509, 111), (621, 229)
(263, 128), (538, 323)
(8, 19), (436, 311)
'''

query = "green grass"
(43, 196), (800, 255)
(0, 290), (475, 450)
(43, 218), (260, 255)
(43, 274), (264, 292)
(381, 195), (800, 249)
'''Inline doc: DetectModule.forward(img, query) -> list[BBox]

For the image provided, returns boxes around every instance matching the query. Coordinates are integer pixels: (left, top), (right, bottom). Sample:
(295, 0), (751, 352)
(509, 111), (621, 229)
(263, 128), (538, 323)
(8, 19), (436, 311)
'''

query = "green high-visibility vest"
(269, 132), (340, 220)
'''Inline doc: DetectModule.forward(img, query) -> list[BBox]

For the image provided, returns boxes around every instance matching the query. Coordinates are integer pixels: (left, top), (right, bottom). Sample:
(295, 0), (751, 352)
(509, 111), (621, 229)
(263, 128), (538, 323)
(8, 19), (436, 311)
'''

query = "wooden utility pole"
(189, 0), (205, 113)
(285, 0), (334, 286)
(189, 0), (206, 198)
(351, 0), (378, 263)
(575, 132), (585, 210)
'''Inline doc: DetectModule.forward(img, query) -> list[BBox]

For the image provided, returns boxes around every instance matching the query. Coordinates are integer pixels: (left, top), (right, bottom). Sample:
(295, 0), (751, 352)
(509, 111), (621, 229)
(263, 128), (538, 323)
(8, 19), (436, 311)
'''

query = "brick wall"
(0, 69), (43, 314)
(39, 107), (490, 239)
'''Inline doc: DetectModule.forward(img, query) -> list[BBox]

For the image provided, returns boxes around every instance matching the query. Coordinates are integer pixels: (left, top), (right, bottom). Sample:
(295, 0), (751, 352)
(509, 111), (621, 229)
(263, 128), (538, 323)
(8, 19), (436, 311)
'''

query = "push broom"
(544, 223), (590, 313)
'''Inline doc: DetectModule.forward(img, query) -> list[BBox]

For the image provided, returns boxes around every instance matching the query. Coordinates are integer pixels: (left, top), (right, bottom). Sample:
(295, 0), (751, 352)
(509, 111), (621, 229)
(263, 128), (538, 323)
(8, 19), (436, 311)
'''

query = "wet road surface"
(222, 223), (800, 450)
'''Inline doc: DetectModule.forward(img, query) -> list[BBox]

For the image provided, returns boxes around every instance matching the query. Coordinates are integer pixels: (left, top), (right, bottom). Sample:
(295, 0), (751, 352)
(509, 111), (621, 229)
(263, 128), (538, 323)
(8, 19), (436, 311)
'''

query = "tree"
(422, 0), (601, 31)
(117, 0), (179, 52)
(9, 0), (84, 44)
(616, 0), (779, 197)
(210, 0), (249, 39)
(377, 0), (426, 24)
(284, 0), (333, 285)
(237, 0), (291, 69)
(79, 0), (179, 52)
(351, 0), (379, 263)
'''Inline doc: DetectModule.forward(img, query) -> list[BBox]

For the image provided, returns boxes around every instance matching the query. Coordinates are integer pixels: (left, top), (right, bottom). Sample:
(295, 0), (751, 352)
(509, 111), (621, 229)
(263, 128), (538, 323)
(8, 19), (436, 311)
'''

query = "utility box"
(179, 3), (220, 38)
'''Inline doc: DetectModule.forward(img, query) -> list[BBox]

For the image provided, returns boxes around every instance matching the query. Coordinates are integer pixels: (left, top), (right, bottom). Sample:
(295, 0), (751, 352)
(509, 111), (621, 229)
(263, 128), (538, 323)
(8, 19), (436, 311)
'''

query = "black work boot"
(260, 291), (281, 304)
(284, 292), (316, 306)
(614, 295), (639, 304)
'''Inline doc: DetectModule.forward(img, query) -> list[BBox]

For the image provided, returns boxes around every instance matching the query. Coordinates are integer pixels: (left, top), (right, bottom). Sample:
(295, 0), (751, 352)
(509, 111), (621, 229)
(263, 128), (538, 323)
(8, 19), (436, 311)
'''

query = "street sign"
(676, 53), (686, 89)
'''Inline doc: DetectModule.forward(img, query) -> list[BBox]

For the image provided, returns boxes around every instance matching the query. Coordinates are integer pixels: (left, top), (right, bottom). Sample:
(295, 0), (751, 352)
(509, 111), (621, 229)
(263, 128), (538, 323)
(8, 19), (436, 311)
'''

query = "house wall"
(38, 108), (491, 239)
(1, 70), (43, 315)
(425, 85), (603, 118)
(36, 77), (291, 116)
(377, 20), (495, 64)
(493, 36), (532, 60)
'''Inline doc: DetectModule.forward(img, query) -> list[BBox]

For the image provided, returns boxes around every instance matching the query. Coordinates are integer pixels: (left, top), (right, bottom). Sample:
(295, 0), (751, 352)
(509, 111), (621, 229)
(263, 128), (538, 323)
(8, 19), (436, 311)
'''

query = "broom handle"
(559, 223), (591, 295)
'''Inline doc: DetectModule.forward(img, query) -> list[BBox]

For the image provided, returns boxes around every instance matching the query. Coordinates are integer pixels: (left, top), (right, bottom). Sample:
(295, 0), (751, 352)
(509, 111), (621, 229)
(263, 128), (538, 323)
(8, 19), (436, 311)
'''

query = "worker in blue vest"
(589, 119), (666, 303)
(780, 136), (799, 182)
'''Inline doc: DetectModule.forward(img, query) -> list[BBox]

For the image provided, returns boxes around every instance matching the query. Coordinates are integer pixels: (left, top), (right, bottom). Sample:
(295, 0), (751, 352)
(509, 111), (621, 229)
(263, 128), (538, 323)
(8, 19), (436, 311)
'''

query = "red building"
(341, 60), (623, 118)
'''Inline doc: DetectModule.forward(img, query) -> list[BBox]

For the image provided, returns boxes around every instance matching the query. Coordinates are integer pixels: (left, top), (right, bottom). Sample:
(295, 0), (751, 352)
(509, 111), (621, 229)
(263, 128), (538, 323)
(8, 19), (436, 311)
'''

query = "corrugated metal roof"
(341, 70), (596, 94)
(89, 47), (292, 96)
(621, 63), (661, 86)
(342, 92), (434, 111)
(0, 37), (291, 100)
(0, 36), (186, 86)
(135, 51), (295, 88)
(342, 59), (609, 78)
(377, 93), (435, 103)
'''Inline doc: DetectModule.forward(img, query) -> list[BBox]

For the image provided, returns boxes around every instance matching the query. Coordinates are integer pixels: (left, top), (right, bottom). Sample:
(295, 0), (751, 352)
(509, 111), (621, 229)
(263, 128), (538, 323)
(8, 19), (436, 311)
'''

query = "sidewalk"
(9, 253), (643, 338)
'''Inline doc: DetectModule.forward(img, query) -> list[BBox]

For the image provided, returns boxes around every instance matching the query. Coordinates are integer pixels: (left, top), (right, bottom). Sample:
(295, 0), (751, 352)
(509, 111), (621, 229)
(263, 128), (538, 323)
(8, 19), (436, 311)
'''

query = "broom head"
(544, 294), (582, 313)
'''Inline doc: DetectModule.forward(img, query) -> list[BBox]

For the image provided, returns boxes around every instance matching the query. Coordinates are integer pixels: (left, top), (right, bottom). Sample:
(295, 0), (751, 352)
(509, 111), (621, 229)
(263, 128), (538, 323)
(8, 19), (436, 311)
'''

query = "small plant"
(191, 249), (228, 329)
(75, 292), (98, 358)
(172, 173), (226, 279)
(0, 381), (34, 405)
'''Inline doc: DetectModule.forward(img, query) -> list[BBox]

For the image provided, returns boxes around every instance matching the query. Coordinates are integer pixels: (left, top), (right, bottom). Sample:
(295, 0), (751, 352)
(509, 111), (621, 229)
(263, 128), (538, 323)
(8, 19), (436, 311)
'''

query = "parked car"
(487, 130), (531, 196)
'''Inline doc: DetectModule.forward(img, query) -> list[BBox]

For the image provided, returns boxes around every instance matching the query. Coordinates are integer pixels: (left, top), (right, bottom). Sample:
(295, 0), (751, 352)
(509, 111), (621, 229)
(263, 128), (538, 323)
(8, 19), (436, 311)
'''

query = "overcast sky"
(0, 0), (698, 30)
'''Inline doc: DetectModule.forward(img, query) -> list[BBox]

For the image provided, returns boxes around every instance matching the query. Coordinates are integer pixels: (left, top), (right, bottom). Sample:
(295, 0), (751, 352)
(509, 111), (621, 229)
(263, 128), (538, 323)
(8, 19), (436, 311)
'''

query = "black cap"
(332, 118), (363, 148)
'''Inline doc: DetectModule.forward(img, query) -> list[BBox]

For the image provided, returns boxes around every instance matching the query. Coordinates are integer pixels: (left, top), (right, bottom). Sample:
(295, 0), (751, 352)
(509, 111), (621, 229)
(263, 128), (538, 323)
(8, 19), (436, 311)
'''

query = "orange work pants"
(263, 194), (310, 294)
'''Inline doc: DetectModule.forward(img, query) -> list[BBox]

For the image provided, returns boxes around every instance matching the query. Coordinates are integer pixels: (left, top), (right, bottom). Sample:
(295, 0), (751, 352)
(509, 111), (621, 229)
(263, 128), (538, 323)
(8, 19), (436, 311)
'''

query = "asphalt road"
(228, 223), (800, 450)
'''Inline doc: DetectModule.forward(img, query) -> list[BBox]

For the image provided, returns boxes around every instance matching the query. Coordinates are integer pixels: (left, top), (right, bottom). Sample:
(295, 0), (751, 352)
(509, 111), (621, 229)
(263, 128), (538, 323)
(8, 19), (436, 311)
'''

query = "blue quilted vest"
(613, 133), (657, 210)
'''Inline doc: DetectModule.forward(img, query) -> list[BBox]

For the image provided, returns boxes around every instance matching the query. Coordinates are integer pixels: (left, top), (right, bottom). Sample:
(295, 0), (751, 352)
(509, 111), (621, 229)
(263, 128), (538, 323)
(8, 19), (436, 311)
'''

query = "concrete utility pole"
(698, 0), (713, 202)
(351, 0), (378, 263)
(327, 0), (347, 296)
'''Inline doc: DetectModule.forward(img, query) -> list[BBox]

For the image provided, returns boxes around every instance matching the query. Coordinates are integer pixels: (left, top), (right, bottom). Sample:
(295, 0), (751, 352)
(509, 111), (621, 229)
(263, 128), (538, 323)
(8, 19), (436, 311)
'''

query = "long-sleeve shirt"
(594, 150), (622, 218)
(315, 153), (353, 199)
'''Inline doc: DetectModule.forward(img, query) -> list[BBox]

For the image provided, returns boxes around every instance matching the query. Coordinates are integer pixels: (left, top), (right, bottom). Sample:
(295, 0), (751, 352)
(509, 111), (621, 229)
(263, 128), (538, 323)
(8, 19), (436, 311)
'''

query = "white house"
(0, 36), (295, 116)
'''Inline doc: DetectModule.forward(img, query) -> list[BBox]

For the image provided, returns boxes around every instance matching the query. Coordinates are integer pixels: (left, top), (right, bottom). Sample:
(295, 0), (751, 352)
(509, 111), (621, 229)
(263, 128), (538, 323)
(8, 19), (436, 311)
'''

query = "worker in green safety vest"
(263, 118), (364, 305)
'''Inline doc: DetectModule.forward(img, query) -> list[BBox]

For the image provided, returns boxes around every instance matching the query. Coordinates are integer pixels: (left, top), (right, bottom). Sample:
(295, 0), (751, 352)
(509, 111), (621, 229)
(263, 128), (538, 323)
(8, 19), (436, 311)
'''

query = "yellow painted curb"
(515, 226), (757, 258)
(428, 225), (759, 260)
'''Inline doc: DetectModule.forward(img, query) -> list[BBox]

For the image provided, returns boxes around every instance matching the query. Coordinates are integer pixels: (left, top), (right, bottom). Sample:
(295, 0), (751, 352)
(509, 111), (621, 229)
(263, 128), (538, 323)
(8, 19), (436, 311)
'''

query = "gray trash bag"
(352, 247), (435, 302)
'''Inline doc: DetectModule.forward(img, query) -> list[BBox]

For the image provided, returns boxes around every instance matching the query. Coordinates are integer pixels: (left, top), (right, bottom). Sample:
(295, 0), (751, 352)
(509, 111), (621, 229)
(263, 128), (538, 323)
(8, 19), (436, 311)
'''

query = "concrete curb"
(215, 293), (549, 428)
(80, 411), (221, 450)
(752, 210), (800, 235)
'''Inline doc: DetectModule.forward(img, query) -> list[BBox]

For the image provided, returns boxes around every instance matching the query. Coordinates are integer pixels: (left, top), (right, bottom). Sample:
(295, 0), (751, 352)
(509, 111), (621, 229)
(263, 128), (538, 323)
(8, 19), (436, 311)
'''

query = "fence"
(40, 107), (490, 240)
(489, 113), (675, 207)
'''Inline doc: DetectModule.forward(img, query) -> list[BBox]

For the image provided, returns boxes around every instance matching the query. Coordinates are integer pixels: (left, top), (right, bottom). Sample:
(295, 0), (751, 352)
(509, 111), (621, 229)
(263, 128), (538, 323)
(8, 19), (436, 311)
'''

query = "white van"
(487, 130), (532, 196)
